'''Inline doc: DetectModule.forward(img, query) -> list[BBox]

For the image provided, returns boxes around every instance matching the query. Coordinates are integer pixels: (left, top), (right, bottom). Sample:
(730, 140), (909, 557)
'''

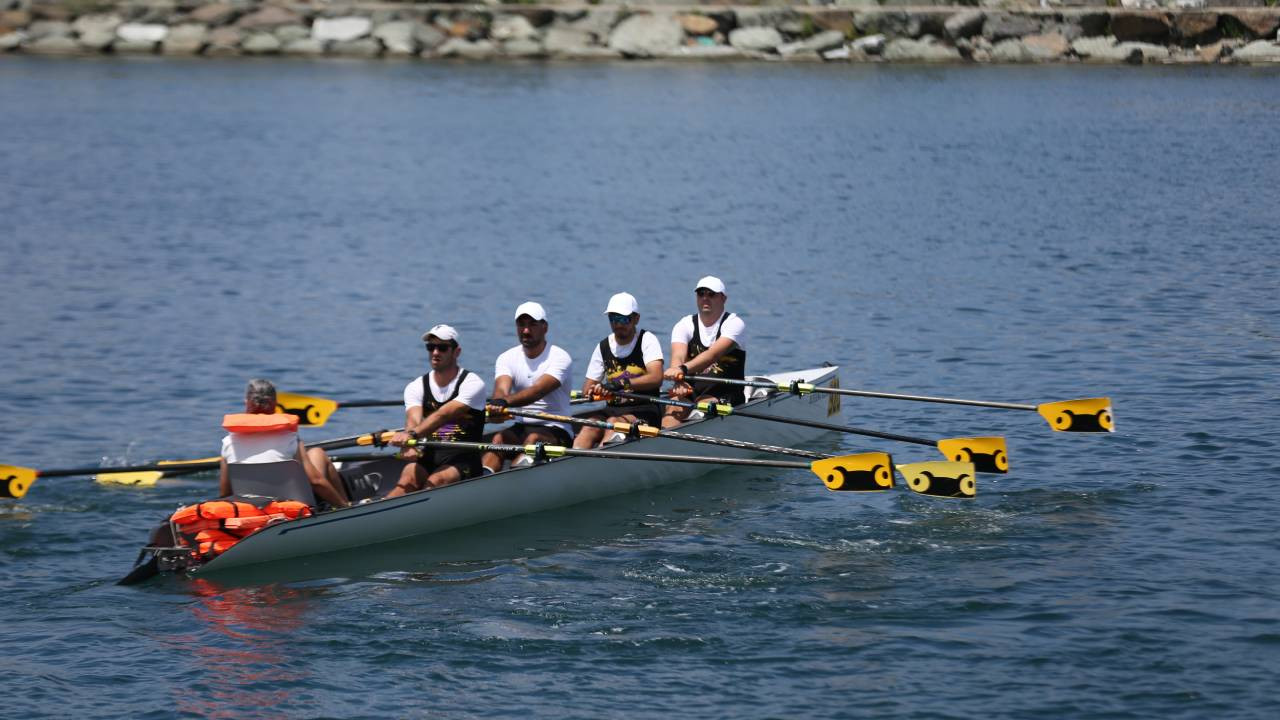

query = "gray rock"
(982, 13), (1041, 41)
(1, 30), (27, 51)
(113, 38), (157, 54)
(282, 37), (326, 56)
(491, 14), (537, 42)
(205, 26), (243, 54)
(666, 44), (743, 60)
(822, 45), (851, 61)
(313, 17), (371, 43)
(502, 38), (544, 58)
(1110, 11), (1172, 42)
(26, 20), (70, 39)
(414, 23), (446, 51)
(882, 38), (962, 62)
(77, 27), (117, 51)
(331, 38), (381, 58)
(544, 26), (593, 56)
(373, 21), (417, 56)
(161, 24), (208, 55)
(608, 14), (683, 58)
(274, 25), (309, 43)
(734, 8), (795, 29)
(1118, 42), (1170, 62)
(851, 33), (885, 55)
(1072, 35), (1169, 63)
(117, 23), (167, 43)
(990, 38), (1034, 62)
(944, 10), (984, 40)
(729, 26), (783, 52)
(433, 38), (496, 60)
(1228, 10), (1280, 39)
(1234, 40), (1280, 62)
(236, 7), (300, 31)
(777, 29), (845, 56)
(241, 31), (280, 54)
(1023, 33), (1071, 60)
(189, 3), (238, 27)
(25, 33), (79, 53)
(72, 12), (120, 35)
(560, 9), (619, 43)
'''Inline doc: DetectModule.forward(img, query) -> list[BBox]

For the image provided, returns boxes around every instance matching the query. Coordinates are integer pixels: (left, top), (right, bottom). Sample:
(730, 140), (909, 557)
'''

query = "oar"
(94, 428), (405, 487)
(279, 391), (596, 427)
(610, 389), (1009, 475)
(3, 459), (222, 499)
(685, 375), (1113, 433)
(404, 439), (974, 499)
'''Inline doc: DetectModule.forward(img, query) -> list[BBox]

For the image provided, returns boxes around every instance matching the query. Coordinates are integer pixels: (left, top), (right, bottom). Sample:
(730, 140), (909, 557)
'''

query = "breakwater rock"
(2, 2), (1279, 65)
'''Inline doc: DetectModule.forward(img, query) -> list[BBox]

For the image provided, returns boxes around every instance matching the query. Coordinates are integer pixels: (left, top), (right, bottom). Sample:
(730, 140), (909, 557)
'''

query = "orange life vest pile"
(169, 499), (312, 558)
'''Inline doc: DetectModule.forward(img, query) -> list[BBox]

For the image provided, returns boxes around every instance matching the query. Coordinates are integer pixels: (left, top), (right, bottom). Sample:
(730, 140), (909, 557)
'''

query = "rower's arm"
(664, 342), (689, 381)
(491, 375), (513, 401)
(413, 400), (472, 437)
(684, 336), (737, 375)
(218, 458), (231, 497)
(504, 374), (561, 407)
(631, 359), (665, 392)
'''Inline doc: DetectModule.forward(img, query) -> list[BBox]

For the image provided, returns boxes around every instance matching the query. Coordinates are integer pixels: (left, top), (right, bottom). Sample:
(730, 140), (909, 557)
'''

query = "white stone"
(544, 27), (593, 56)
(117, 24), (168, 43)
(312, 17), (372, 43)
(0, 31), (27, 51)
(1235, 40), (1280, 63)
(72, 14), (122, 37)
(728, 26), (783, 52)
(851, 34), (885, 54)
(608, 14), (683, 58)
(491, 15), (537, 42)
(373, 21), (417, 55)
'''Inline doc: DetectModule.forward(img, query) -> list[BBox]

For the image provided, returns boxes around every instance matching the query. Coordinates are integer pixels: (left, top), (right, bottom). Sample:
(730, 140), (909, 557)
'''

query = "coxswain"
(218, 378), (350, 508)
(573, 292), (665, 448)
(482, 301), (575, 472)
(661, 276), (747, 428)
(386, 324), (489, 496)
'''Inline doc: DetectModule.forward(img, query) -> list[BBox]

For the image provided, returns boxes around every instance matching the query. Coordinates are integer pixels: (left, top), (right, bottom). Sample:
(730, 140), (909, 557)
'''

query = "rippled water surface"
(1, 58), (1278, 719)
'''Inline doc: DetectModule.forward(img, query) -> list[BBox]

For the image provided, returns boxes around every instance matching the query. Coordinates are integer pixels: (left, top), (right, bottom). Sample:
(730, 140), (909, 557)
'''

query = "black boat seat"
(227, 460), (318, 507)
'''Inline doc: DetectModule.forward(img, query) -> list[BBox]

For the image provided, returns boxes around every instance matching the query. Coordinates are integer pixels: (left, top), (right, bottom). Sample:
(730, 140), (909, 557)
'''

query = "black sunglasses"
(607, 313), (633, 325)
(696, 288), (719, 298)
(425, 342), (456, 353)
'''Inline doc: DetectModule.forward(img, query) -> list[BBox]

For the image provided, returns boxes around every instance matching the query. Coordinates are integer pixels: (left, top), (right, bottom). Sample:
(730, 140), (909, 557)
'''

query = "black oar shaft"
(685, 374), (1036, 411)
(406, 439), (810, 470)
(613, 389), (937, 448)
(333, 400), (402, 409)
(42, 461), (221, 478)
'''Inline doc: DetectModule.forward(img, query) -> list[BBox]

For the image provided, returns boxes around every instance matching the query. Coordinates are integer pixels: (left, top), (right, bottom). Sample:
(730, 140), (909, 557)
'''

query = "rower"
(482, 301), (575, 472)
(573, 292), (665, 448)
(386, 324), (489, 496)
(661, 276), (747, 428)
(219, 378), (350, 508)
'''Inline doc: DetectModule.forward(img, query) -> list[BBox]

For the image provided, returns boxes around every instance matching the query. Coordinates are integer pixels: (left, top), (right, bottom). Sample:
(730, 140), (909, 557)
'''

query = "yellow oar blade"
(936, 437), (1009, 474)
(1037, 398), (1113, 432)
(277, 392), (339, 427)
(95, 471), (164, 486)
(159, 457), (219, 465)
(812, 452), (895, 492)
(1, 465), (37, 499)
(896, 461), (976, 499)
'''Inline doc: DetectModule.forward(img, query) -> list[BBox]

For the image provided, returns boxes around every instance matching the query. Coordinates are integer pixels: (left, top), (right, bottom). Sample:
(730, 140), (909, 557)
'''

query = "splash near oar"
(683, 374), (1114, 433)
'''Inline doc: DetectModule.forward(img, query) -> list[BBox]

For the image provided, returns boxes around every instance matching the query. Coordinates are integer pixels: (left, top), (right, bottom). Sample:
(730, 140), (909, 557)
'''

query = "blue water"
(1, 57), (1278, 718)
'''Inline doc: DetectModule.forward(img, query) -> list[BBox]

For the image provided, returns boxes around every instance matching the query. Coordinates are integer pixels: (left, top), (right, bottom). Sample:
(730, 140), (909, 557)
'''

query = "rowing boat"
(124, 366), (841, 581)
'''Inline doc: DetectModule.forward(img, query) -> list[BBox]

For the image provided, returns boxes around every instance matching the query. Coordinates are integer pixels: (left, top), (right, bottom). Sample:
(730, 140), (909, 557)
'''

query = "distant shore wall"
(3, 2), (1279, 65)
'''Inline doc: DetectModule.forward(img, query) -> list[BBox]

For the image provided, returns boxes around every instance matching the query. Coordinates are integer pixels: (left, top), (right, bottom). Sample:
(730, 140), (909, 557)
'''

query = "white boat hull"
(196, 367), (841, 574)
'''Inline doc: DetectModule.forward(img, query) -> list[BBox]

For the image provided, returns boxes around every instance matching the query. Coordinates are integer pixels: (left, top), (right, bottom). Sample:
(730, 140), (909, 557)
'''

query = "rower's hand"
(663, 366), (684, 382)
(389, 431), (413, 447)
(396, 448), (421, 461)
(669, 381), (693, 399)
(486, 398), (510, 421)
(588, 386), (612, 403)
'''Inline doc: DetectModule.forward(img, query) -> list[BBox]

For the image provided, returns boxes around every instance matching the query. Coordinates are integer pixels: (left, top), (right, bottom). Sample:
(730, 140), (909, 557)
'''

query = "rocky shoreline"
(2, 2), (1279, 65)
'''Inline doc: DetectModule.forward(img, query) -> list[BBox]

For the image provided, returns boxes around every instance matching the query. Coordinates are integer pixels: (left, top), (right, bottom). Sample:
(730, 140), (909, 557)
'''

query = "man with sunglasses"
(573, 292), (665, 448)
(482, 301), (575, 472)
(386, 324), (489, 496)
(661, 276), (747, 428)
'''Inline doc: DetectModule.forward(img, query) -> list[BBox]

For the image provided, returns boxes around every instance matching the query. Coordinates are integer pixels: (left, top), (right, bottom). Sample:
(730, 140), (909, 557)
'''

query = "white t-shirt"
(403, 369), (488, 412)
(585, 330), (665, 381)
(494, 344), (574, 435)
(221, 431), (299, 465)
(671, 312), (746, 352)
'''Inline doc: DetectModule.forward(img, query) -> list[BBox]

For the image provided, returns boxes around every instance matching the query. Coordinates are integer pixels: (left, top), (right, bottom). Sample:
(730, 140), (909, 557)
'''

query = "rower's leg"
(482, 429), (514, 473)
(427, 464), (463, 488)
(573, 425), (604, 449)
(661, 405), (688, 429)
(385, 463), (428, 499)
(306, 447), (349, 504)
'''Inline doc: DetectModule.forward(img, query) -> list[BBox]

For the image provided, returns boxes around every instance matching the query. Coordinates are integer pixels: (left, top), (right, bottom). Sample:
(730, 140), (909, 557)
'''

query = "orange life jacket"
(222, 413), (299, 434)
(194, 528), (241, 556)
(264, 500), (312, 520)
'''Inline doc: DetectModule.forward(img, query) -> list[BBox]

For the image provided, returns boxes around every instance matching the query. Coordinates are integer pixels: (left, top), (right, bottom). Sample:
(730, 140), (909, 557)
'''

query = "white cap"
(696, 276), (726, 294)
(514, 301), (547, 322)
(421, 324), (459, 343)
(603, 292), (639, 316)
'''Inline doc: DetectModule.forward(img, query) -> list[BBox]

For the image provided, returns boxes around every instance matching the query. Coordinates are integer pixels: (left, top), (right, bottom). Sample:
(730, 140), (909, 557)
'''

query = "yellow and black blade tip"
(1037, 398), (1114, 433)
(1, 466), (35, 499)
(814, 453), (895, 492)
(896, 462), (977, 499)
(936, 437), (1009, 474)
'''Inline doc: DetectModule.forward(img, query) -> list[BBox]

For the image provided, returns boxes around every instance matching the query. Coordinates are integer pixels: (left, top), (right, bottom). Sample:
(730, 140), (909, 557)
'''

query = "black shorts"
(498, 422), (573, 446)
(598, 403), (661, 427)
(417, 450), (481, 480)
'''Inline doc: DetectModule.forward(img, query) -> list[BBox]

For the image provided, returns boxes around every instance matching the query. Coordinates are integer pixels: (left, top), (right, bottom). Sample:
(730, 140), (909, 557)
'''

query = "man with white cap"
(385, 324), (489, 496)
(573, 292), (665, 448)
(483, 301), (575, 472)
(661, 276), (747, 428)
